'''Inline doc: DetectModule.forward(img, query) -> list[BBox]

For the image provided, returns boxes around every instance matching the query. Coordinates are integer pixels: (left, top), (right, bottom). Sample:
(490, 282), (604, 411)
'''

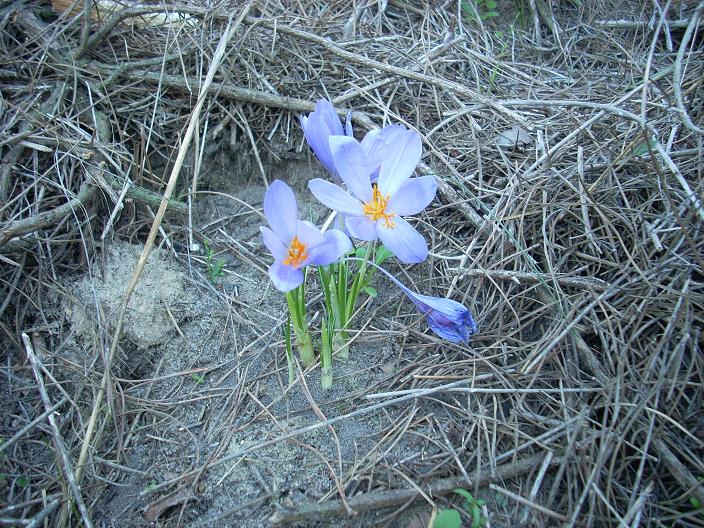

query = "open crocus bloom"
(308, 129), (437, 264)
(366, 261), (477, 343)
(260, 180), (352, 292)
(300, 99), (352, 179)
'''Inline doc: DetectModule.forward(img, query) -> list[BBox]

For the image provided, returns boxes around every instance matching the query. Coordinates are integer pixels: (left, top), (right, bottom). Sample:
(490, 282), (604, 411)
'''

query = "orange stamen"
(283, 236), (308, 268)
(363, 185), (395, 228)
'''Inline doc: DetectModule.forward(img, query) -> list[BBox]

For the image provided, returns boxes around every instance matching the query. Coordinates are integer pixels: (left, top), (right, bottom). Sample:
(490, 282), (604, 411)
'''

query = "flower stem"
(283, 313), (295, 386)
(285, 284), (315, 367)
(320, 310), (334, 389)
(332, 331), (349, 360)
(294, 327), (315, 367)
(345, 241), (374, 320)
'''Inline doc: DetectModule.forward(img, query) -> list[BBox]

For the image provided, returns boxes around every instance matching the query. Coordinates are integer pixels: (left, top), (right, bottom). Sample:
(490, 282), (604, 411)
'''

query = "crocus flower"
(300, 99), (352, 178)
(308, 129), (436, 264)
(260, 180), (352, 292)
(366, 260), (477, 343)
(402, 288), (478, 343)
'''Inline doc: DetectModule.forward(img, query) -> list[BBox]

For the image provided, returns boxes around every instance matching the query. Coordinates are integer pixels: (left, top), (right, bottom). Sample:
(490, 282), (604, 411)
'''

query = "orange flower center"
(363, 185), (395, 228)
(283, 236), (308, 268)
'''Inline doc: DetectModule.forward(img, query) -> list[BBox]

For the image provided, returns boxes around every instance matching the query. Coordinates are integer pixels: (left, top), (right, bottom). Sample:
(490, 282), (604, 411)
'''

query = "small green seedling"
(690, 477), (704, 510)
(204, 239), (226, 283)
(454, 488), (488, 528)
(493, 491), (508, 508)
(190, 372), (206, 385)
(461, 0), (499, 22)
(432, 489), (488, 528)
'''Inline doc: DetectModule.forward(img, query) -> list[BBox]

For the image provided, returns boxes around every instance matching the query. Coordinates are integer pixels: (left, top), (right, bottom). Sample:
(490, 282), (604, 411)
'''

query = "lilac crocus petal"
(361, 124), (407, 166)
(426, 310), (476, 342)
(361, 125), (407, 182)
(360, 129), (383, 182)
(308, 229), (352, 266)
(413, 294), (477, 342)
(378, 129), (423, 197)
(264, 180), (297, 243)
(346, 216), (378, 241)
(387, 176), (437, 216)
(379, 124), (407, 142)
(377, 216), (427, 264)
(309, 178), (363, 216)
(260, 226), (287, 261)
(300, 100), (349, 177)
(293, 220), (326, 268)
(329, 136), (373, 202)
(297, 220), (325, 247)
(316, 99), (344, 136)
(268, 261), (304, 292)
(300, 112), (336, 175)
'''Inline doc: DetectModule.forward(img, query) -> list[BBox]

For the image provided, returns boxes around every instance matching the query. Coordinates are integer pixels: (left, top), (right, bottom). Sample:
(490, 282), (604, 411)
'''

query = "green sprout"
(433, 489), (488, 528)
(204, 239), (226, 283)
(284, 313), (295, 386)
(433, 508), (462, 528)
(190, 372), (206, 385)
(454, 488), (488, 528)
(461, 0), (499, 22)
(690, 477), (704, 510)
(320, 309), (335, 390)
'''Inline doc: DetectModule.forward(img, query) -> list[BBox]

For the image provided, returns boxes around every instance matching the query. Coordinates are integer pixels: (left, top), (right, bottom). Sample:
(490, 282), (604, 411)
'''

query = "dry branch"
(0, 181), (96, 248)
(270, 452), (564, 524)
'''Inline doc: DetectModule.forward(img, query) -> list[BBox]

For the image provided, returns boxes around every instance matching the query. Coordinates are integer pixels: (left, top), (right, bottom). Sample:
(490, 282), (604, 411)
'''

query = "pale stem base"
(294, 327), (315, 367)
(333, 331), (349, 360)
(321, 366), (333, 390)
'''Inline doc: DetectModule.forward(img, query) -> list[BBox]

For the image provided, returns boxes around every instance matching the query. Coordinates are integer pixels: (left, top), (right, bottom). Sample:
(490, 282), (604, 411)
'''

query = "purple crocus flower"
(308, 129), (437, 264)
(403, 289), (478, 343)
(300, 99), (352, 178)
(364, 260), (477, 343)
(260, 180), (352, 292)
(300, 100), (410, 184)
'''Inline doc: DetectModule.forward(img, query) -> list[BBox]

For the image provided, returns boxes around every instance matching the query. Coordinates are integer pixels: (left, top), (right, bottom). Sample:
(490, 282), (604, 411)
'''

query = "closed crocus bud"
(300, 99), (352, 179)
(359, 260), (477, 343)
(401, 290), (477, 343)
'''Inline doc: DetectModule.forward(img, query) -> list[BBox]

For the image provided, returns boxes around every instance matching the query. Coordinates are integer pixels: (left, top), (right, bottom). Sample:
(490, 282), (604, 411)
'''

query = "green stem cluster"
(319, 242), (374, 360)
(283, 242), (390, 390)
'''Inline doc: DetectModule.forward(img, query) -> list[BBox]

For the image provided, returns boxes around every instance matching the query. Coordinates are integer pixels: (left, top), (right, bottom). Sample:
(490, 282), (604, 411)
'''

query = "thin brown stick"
(270, 451), (564, 525)
(0, 181), (95, 247)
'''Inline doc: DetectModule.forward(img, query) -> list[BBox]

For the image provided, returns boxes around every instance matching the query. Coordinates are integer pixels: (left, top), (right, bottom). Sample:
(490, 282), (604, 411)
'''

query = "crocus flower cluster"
(260, 99), (477, 386)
